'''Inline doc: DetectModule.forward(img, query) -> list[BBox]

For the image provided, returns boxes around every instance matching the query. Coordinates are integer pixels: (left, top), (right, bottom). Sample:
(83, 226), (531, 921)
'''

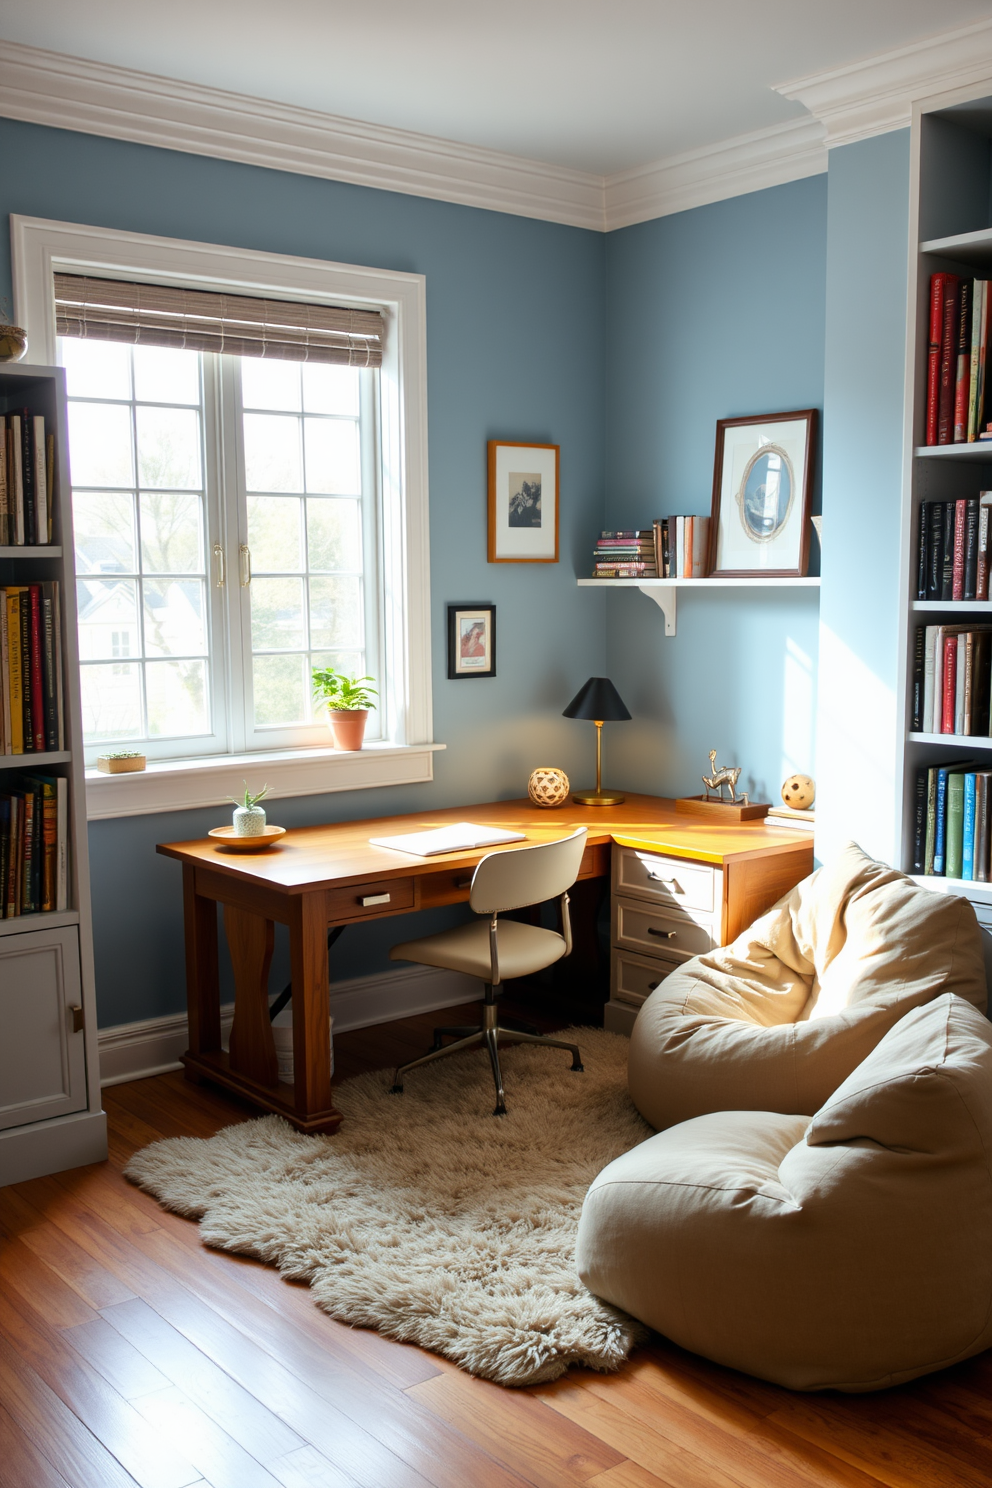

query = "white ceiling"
(4, 1), (992, 176)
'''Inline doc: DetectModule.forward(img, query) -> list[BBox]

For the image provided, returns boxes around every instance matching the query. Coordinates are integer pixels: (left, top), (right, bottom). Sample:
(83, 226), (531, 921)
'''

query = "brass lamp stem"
(594, 719), (603, 793)
(572, 717), (625, 806)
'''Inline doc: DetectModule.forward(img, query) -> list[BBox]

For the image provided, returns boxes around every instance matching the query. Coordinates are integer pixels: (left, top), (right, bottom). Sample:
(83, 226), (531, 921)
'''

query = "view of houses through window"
(60, 338), (377, 760)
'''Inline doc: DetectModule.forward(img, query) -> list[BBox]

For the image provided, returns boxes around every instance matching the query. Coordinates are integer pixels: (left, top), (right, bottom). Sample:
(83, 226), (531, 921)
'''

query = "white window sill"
(84, 741), (446, 821)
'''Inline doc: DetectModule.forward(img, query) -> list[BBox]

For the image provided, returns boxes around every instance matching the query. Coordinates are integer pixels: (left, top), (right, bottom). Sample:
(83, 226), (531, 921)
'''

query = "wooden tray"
(675, 796), (769, 822)
(208, 825), (287, 851)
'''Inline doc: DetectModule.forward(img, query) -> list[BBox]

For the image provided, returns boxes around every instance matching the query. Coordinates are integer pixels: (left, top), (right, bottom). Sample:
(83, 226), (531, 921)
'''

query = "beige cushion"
(629, 842), (987, 1129)
(578, 994), (992, 1392)
(390, 917), (566, 981)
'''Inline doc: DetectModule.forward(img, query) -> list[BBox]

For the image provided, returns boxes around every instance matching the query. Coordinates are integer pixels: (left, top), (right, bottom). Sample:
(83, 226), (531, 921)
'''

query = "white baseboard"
(98, 964), (479, 1087)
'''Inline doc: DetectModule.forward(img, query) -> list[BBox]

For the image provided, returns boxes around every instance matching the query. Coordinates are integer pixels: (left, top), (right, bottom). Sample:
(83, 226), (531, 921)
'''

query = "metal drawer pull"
(360, 893), (391, 906)
(455, 877), (473, 889)
(70, 1004), (84, 1033)
(648, 927), (677, 939)
(647, 871), (682, 891)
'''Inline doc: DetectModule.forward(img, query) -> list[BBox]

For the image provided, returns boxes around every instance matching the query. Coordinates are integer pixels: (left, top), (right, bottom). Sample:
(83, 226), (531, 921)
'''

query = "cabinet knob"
(647, 927), (677, 939)
(69, 1004), (84, 1033)
(360, 892), (391, 906)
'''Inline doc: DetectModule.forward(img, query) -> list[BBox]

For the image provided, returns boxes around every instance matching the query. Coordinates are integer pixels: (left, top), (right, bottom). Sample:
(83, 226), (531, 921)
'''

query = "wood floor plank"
(65, 1317), (172, 1401)
(131, 1384), (287, 1488)
(585, 1463), (683, 1488)
(268, 1444), (362, 1488)
(12, 1203), (137, 1311)
(0, 1229), (99, 1328)
(407, 1369), (624, 1487)
(0, 1397), (76, 1488)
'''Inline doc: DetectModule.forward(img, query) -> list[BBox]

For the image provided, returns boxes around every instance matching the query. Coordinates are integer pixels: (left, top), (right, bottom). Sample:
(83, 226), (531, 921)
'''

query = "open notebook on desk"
(369, 822), (527, 857)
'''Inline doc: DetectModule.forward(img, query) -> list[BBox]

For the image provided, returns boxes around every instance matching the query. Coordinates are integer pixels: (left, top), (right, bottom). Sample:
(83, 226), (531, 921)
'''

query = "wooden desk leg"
(182, 865), (220, 1080)
(289, 890), (340, 1129)
(225, 905), (278, 1087)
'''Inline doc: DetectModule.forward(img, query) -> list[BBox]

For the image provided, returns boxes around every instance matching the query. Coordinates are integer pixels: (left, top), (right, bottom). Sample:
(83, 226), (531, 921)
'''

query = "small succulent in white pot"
(230, 781), (269, 836)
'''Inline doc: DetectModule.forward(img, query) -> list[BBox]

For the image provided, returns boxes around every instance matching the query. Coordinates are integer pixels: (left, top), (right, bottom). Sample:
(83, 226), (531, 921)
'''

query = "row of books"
(0, 583), (64, 755)
(590, 518), (712, 579)
(911, 625), (992, 736)
(926, 273), (992, 445)
(592, 530), (658, 577)
(0, 412), (54, 546)
(0, 771), (69, 916)
(915, 495), (992, 600)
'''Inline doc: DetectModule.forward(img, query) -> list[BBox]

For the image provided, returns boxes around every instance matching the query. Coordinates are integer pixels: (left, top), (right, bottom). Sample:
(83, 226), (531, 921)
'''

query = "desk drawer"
(613, 896), (717, 961)
(611, 947), (680, 1008)
(614, 846), (719, 913)
(325, 877), (415, 923)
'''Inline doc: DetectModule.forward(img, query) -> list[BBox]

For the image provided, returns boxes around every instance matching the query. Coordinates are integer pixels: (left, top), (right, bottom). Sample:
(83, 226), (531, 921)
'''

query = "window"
(12, 216), (436, 815)
(62, 338), (380, 760)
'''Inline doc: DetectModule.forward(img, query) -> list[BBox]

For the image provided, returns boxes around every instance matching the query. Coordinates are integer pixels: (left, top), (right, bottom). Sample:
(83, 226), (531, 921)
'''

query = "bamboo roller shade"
(54, 274), (385, 367)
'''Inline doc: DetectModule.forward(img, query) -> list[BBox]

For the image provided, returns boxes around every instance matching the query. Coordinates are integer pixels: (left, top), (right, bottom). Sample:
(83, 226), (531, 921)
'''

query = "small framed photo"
(708, 409), (817, 577)
(447, 603), (496, 679)
(487, 440), (559, 563)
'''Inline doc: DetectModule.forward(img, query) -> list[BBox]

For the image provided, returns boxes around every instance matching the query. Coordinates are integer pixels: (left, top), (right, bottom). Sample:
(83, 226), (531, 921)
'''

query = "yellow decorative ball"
(781, 774), (815, 810)
(528, 767), (570, 809)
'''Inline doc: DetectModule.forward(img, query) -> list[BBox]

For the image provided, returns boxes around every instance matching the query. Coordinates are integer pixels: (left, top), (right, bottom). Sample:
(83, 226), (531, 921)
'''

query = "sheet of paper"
(369, 822), (527, 857)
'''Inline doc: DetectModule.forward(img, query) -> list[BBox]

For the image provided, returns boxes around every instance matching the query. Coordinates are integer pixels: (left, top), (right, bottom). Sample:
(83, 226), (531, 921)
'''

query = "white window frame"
(12, 215), (440, 820)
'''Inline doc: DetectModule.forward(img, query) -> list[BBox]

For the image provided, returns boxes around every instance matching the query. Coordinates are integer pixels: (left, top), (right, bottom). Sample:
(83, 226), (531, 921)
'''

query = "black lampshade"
(562, 676), (631, 722)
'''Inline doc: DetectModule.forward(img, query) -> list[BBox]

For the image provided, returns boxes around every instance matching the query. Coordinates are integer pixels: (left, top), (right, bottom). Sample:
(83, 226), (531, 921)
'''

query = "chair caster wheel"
(571, 1062), (584, 1072)
(390, 1083), (404, 1094)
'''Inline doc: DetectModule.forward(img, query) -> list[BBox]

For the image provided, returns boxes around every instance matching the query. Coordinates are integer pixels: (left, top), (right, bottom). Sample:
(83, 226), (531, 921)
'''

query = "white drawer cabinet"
(0, 926), (87, 1132)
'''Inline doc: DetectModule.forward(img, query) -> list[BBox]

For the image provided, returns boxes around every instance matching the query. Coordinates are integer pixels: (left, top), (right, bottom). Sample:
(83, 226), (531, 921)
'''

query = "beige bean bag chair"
(578, 994), (992, 1391)
(629, 842), (986, 1131)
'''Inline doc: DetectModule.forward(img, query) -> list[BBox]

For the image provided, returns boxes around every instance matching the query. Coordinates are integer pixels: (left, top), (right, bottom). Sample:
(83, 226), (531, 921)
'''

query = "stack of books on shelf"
(916, 495), (992, 599)
(766, 805), (815, 832)
(1, 411), (55, 544)
(912, 760), (992, 881)
(652, 516), (710, 578)
(0, 582), (64, 754)
(592, 531), (658, 578)
(0, 769), (69, 916)
(911, 623), (992, 736)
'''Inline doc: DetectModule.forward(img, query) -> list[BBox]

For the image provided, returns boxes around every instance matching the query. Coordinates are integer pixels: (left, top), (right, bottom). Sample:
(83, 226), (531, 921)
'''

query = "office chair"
(388, 828), (588, 1114)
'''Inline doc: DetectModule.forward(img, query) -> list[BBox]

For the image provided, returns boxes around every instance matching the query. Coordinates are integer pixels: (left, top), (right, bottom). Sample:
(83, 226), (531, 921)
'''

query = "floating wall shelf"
(576, 576), (820, 636)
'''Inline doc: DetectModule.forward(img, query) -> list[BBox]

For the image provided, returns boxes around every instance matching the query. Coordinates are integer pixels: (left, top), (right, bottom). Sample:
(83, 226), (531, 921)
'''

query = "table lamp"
(563, 677), (631, 805)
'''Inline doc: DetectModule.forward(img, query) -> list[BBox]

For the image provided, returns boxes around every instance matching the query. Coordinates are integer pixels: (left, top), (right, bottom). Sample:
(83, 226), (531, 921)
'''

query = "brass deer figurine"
(701, 750), (749, 806)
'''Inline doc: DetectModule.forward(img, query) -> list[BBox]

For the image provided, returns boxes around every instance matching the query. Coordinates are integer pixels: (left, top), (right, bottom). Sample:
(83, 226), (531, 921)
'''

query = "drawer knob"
(648, 927), (677, 939)
(70, 1004), (84, 1033)
(647, 872), (682, 891)
(360, 893), (391, 907)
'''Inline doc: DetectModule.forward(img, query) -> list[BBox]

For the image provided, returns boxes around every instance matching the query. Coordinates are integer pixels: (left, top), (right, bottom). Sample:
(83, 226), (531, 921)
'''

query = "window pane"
(303, 363), (359, 416)
(304, 418), (360, 495)
(143, 579), (206, 657)
(241, 359), (302, 412)
(251, 576), (305, 650)
(61, 339), (131, 401)
(67, 402), (134, 487)
(73, 492), (136, 575)
(145, 659), (208, 736)
(80, 661), (142, 739)
(306, 498), (361, 572)
(243, 413), (303, 492)
(247, 496), (303, 573)
(139, 492), (204, 573)
(309, 575), (362, 649)
(136, 406), (202, 489)
(253, 652), (306, 725)
(77, 578), (138, 659)
(133, 344), (200, 405)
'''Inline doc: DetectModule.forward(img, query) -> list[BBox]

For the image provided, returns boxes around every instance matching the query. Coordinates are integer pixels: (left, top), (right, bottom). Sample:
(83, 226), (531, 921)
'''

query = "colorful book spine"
(963, 773), (978, 879)
(954, 279), (972, 442)
(952, 498), (968, 599)
(938, 276), (962, 444)
(928, 273), (947, 444)
(942, 635), (958, 733)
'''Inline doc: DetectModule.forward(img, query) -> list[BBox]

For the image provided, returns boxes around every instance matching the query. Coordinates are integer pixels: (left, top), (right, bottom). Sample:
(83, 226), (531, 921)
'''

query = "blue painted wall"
(0, 118), (608, 1026)
(815, 131), (911, 863)
(601, 177), (827, 803)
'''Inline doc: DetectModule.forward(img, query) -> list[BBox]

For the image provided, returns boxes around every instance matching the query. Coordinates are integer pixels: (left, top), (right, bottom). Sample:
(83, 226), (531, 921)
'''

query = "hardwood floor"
(2, 1002), (992, 1487)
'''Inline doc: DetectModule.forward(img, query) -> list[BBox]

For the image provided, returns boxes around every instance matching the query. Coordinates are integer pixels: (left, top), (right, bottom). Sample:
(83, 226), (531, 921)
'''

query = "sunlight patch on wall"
(815, 624), (897, 865)
(781, 635), (814, 789)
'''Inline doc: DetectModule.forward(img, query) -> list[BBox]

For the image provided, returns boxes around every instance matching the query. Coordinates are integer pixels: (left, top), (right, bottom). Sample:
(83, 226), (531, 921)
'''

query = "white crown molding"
(0, 38), (831, 232)
(776, 17), (992, 149)
(0, 39), (606, 231)
(605, 116), (826, 230)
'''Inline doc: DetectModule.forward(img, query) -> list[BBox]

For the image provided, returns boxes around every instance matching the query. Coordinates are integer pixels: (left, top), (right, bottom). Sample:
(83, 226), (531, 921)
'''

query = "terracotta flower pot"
(328, 709), (368, 750)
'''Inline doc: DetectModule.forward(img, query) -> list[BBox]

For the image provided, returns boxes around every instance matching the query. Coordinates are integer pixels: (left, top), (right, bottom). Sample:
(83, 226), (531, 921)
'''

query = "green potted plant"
(230, 781), (269, 836)
(312, 668), (377, 751)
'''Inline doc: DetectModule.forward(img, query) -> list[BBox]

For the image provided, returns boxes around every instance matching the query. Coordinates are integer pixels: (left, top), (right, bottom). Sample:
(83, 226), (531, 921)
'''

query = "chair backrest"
(469, 829), (587, 915)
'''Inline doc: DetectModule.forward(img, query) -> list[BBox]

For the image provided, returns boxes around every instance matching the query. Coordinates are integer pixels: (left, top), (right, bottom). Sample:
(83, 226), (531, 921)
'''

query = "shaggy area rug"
(125, 1026), (653, 1386)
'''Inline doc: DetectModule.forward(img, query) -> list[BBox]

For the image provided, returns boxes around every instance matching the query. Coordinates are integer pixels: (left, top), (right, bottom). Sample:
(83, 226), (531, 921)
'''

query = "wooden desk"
(158, 796), (813, 1133)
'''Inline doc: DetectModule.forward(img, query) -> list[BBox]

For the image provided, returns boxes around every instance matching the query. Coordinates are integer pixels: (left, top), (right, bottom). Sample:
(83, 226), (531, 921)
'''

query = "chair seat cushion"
(390, 917), (567, 980)
(578, 994), (992, 1392)
(628, 842), (987, 1129)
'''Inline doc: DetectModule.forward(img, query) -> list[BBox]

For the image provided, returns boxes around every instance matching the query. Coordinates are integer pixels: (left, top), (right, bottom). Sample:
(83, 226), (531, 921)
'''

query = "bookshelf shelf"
(0, 909), (80, 939)
(912, 600), (992, 612)
(0, 751), (71, 767)
(913, 444), (992, 459)
(920, 226), (992, 265)
(0, 546), (63, 558)
(577, 576), (820, 636)
(909, 733), (992, 747)
(910, 874), (992, 905)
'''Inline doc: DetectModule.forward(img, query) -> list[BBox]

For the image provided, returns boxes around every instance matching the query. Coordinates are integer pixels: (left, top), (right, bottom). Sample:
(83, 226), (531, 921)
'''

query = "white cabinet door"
(0, 926), (86, 1131)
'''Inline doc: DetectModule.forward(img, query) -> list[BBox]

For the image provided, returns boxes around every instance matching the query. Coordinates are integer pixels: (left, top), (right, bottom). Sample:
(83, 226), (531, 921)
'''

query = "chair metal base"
(389, 988), (583, 1116)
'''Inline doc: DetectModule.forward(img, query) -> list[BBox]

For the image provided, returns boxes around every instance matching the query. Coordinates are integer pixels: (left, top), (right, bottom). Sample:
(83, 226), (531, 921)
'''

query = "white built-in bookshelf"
(0, 363), (105, 1183)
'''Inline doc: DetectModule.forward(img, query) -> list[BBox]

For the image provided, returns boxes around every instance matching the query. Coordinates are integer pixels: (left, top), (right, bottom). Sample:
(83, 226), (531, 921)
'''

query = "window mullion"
(216, 355), (252, 754)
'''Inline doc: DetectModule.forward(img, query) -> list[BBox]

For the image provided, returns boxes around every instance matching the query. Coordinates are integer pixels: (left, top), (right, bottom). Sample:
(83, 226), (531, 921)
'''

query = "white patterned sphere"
(781, 774), (815, 810)
(528, 767), (570, 809)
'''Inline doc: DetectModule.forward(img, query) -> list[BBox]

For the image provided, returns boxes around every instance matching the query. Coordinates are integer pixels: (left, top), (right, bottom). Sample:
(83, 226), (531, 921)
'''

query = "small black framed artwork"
(447, 603), (496, 679)
(708, 409), (817, 578)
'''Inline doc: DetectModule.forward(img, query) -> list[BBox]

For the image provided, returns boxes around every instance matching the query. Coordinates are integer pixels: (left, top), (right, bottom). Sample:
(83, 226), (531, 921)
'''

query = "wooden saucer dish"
(208, 825), (287, 851)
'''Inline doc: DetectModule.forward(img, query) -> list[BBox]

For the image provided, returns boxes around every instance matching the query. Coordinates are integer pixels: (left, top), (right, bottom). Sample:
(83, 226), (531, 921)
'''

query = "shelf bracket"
(638, 582), (676, 636)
